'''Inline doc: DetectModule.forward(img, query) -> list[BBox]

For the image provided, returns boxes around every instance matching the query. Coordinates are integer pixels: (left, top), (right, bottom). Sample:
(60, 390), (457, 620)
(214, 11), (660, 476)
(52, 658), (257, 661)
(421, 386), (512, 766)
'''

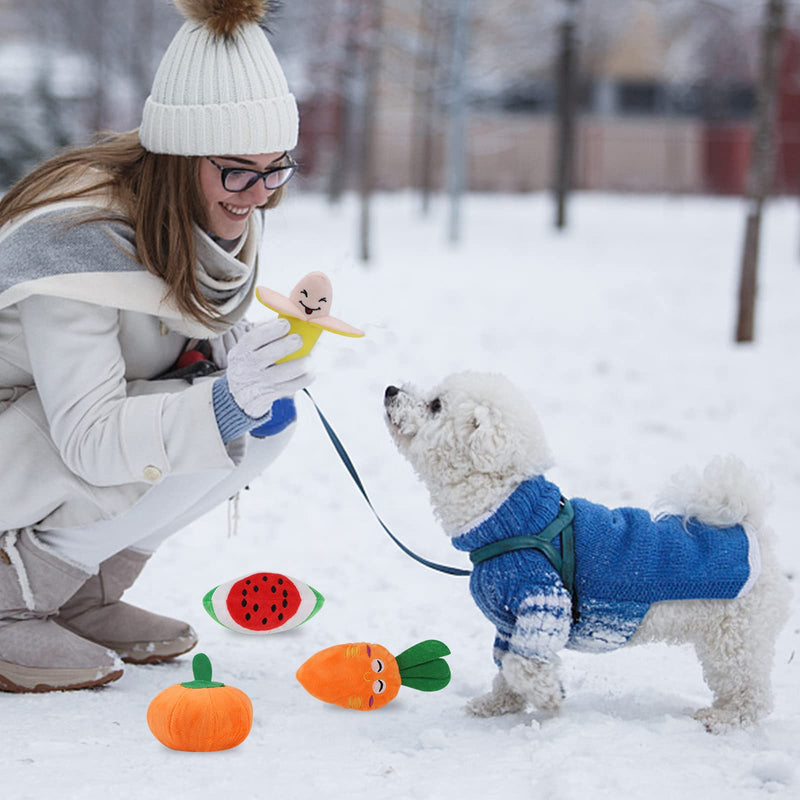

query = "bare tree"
(735, 0), (786, 343)
(327, 0), (364, 204)
(411, 0), (445, 216)
(553, 0), (580, 230)
(359, 0), (384, 261)
(444, 0), (474, 245)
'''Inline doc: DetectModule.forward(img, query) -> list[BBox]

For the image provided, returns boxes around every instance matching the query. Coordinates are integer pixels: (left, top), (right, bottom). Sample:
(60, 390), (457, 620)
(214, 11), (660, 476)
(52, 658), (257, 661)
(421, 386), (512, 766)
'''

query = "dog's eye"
(428, 397), (442, 415)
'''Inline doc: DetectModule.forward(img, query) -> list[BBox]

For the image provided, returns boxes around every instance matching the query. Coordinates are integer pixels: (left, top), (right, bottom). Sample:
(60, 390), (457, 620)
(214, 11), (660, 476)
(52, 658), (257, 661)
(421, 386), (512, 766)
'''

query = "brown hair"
(0, 131), (284, 326)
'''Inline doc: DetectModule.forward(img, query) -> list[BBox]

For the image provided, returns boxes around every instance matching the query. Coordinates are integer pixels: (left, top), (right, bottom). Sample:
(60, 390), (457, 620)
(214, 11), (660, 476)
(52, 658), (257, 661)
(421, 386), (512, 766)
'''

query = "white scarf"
(194, 223), (256, 312)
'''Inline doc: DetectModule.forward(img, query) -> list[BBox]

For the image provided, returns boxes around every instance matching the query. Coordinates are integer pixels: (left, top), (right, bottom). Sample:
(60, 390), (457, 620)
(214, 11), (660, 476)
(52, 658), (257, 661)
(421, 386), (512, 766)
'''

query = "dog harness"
(470, 497), (579, 623)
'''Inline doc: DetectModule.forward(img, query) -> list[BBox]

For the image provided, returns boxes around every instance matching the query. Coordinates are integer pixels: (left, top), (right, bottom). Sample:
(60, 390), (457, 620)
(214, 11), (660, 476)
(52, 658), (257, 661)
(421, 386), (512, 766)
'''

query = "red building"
(705, 33), (800, 195)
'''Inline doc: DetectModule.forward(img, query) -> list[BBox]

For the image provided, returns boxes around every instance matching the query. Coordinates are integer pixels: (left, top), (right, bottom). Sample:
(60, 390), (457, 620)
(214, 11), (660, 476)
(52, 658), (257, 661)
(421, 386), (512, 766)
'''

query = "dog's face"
(384, 372), (554, 525)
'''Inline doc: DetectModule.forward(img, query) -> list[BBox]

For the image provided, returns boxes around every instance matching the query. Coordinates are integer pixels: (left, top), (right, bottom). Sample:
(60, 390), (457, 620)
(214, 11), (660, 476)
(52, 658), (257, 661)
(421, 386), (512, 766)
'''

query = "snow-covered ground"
(4, 192), (798, 799)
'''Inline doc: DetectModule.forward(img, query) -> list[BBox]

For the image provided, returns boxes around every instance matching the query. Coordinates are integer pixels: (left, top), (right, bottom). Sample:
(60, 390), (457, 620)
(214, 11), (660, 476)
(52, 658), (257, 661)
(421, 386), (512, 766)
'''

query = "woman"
(0, 0), (311, 692)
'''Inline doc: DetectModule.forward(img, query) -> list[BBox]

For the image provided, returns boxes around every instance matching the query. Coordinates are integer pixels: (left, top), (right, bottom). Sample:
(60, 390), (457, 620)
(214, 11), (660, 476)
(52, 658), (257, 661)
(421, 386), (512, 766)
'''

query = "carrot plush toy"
(296, 640), (451, 711)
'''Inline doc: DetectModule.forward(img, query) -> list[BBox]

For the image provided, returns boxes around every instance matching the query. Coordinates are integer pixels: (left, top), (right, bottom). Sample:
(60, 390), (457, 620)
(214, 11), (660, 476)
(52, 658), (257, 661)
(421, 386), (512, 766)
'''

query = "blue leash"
(302, 389), (471, 577)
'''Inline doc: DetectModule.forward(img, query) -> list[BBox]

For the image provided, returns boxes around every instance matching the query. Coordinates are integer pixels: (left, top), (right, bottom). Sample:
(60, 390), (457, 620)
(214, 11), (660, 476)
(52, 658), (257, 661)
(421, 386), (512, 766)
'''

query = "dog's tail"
(653, 455), (770, 532)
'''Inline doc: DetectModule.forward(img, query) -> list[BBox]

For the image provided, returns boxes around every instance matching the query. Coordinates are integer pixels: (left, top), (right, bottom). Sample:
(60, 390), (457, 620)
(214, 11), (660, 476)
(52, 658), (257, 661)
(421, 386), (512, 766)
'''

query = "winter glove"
(212, 318), (312, 443)
(206, 318), (253, 370)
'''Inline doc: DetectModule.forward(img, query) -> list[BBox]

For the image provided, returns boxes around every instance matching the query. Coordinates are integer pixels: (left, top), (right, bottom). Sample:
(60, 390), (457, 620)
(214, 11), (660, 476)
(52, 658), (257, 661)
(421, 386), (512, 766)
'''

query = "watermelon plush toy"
(203, 572), (324, 635)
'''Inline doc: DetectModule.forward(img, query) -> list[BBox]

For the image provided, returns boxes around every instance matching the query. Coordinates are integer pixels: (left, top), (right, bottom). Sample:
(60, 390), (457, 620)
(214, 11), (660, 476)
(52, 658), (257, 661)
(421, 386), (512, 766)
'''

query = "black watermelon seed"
(253, 604), (259, 612)
(241, 599), (247, 608)
(245, 613), (251, 621)
(282, 599), (288, 608)
(278, 578), (284, 585)
(271, 604), (277, 612)
(246, 579), (251, 584)
(242, 589), (247, 596)
(278, 613), (284, 621)
(262, 576), (268, 581)
(271, 586), (277, 593)
(253, 585), (259, 592)
(262, 618), (267, 625)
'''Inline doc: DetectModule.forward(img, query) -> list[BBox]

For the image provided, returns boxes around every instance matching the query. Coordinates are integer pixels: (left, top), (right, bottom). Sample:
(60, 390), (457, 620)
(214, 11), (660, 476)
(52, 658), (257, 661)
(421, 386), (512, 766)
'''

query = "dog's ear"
(468, 404), (510, 473)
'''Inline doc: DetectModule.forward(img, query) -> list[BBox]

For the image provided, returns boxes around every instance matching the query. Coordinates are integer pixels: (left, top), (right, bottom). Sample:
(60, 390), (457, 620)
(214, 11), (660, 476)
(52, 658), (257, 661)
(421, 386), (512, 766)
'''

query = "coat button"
(143, 465), (162, 482)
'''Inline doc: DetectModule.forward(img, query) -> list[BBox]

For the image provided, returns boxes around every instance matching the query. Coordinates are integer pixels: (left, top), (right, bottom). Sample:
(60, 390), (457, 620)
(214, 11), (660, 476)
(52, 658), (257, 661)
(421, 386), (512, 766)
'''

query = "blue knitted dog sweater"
(452, 477), (757, 658)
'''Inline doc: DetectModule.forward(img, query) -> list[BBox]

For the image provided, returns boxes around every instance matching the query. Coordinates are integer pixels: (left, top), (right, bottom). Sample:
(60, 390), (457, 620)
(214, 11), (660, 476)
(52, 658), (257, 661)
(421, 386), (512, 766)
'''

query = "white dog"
(383, 371), (790, 732)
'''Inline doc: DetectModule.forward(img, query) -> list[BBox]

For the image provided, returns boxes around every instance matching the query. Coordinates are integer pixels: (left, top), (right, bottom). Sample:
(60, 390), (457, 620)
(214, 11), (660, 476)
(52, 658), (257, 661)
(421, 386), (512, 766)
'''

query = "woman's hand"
(207, 318), (253, 370)
(224, 318), (311, 418)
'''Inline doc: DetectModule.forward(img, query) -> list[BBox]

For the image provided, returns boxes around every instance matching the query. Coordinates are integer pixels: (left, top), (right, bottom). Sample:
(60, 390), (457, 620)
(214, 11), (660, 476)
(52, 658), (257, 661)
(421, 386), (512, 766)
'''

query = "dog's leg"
(465, 633), (527, 717)
(692, 538), (789, 733)
(501, 652), (564, 714)
(693, 634), (773, 732)
(693, 584), (786, 731)
(491, 589), (571, 714)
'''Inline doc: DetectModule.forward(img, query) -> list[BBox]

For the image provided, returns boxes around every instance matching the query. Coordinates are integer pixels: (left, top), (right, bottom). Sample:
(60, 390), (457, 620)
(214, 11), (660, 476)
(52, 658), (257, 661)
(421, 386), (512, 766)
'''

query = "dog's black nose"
(385, 385), (400, 400)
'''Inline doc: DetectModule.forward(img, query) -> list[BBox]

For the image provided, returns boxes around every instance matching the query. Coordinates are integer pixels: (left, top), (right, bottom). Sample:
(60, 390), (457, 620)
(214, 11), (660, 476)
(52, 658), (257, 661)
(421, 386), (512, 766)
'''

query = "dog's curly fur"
(384, 371), (790, 732)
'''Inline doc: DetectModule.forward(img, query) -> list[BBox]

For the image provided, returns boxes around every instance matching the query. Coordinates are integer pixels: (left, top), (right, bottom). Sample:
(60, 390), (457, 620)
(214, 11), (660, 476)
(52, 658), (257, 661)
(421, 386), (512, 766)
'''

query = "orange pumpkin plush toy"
(296, 639), (451, 710)
(147, 653), (253, 751)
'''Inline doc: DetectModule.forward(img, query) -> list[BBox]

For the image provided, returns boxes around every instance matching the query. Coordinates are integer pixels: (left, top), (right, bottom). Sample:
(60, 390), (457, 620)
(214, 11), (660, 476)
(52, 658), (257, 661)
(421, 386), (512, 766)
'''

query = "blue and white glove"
(212, 318), (312, 443)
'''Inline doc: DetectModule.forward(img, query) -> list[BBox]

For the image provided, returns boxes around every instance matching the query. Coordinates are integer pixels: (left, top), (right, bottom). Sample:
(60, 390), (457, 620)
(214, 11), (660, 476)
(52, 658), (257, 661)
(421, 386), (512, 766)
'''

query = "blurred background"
(1, 0), (798, 196)
(0, 0), (797, 341)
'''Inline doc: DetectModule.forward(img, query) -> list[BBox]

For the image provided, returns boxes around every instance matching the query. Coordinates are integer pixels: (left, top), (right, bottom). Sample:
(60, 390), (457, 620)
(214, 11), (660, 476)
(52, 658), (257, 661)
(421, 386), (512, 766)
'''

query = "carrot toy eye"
(296, 640), (451, 711)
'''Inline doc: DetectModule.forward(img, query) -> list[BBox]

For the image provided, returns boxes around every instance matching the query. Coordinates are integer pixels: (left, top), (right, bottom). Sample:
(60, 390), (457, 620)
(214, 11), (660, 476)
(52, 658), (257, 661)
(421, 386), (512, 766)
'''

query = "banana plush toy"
(255, 272), (364, 363)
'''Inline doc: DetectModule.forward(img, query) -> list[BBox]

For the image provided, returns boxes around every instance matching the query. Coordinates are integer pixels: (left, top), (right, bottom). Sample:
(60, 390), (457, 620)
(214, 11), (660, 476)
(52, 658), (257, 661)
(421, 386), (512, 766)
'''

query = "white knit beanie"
(139, 0), (298, 156)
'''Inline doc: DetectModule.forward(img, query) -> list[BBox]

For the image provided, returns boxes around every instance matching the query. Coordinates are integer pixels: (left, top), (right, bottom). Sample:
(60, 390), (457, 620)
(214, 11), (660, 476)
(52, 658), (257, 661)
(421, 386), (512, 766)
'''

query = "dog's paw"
(693, 705), (760, 733)
(466, 690), (527, 717)
(502, 653), (563, 714)
(465, 674), (527, 717)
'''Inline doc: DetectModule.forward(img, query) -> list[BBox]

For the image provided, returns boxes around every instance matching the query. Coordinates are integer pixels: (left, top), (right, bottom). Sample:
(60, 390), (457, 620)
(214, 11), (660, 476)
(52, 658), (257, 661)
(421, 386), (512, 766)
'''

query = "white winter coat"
(0, 198), (277, 532)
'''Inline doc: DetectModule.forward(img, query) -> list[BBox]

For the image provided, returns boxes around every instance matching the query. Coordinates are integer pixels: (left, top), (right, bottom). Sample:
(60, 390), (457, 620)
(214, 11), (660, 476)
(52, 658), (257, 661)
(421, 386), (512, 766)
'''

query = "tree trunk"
(328, 0), (363, 205)
(88, 0), (107, 131)
(735, 0), (785, 343)
(412, 0), (443, 217)
(445, 0), (474, 245)
(132, 0), (156, 108)
(358, 0), (383, 262)
(554, 0), (580, 230)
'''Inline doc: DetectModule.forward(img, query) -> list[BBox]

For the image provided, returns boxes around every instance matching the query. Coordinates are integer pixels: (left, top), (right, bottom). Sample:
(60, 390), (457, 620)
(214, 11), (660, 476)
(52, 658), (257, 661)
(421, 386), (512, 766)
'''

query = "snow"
(5, 191), (799, 799)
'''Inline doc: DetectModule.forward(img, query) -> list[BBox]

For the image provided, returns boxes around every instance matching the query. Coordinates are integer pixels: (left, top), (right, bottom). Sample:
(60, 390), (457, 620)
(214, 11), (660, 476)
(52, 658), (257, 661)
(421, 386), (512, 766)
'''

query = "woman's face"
(198, 151), (285, 240)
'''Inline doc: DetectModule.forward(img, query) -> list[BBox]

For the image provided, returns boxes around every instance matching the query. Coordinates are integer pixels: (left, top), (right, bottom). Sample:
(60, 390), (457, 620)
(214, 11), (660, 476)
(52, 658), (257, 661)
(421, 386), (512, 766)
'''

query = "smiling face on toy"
(290, 272), (332, 318)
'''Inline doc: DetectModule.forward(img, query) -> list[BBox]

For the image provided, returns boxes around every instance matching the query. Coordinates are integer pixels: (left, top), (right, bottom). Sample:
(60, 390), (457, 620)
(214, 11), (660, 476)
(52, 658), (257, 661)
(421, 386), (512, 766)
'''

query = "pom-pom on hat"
(139, 0), (299, 156)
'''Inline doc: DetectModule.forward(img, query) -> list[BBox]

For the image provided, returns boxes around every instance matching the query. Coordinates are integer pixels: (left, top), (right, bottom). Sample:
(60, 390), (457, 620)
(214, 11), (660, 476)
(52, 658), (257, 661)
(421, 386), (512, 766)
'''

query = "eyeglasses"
(205, 155), (298, 192)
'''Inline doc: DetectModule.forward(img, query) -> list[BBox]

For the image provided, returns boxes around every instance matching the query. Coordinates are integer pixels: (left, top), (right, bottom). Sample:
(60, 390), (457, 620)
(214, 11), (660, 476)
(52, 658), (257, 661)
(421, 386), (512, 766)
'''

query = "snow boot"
(0, 530), (123, 693)
(57, 548), (198, 664)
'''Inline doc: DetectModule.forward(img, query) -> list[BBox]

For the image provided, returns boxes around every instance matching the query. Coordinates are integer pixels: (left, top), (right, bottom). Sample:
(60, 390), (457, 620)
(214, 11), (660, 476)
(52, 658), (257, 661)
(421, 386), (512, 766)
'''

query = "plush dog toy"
(296, 639), (451, 710)
(256, 271), (363, 363)
(203, 571), (324, 634)
(147, 653), (252, 752)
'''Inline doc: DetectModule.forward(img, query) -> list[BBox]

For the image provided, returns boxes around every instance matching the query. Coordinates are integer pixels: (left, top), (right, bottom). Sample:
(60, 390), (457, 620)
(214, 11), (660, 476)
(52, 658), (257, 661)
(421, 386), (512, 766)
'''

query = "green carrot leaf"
(396, 640), (451, 672)
(400, 658), (451, 692)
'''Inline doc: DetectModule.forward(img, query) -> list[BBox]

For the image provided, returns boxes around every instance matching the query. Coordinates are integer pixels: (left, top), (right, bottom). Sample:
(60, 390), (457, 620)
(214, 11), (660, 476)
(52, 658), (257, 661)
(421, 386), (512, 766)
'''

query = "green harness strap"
(469, 498), (579, 622)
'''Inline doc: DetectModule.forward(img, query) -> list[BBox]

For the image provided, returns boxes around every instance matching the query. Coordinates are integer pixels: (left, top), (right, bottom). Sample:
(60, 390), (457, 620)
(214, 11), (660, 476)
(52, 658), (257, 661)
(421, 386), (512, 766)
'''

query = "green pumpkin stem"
(181, 653), (226, 689)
